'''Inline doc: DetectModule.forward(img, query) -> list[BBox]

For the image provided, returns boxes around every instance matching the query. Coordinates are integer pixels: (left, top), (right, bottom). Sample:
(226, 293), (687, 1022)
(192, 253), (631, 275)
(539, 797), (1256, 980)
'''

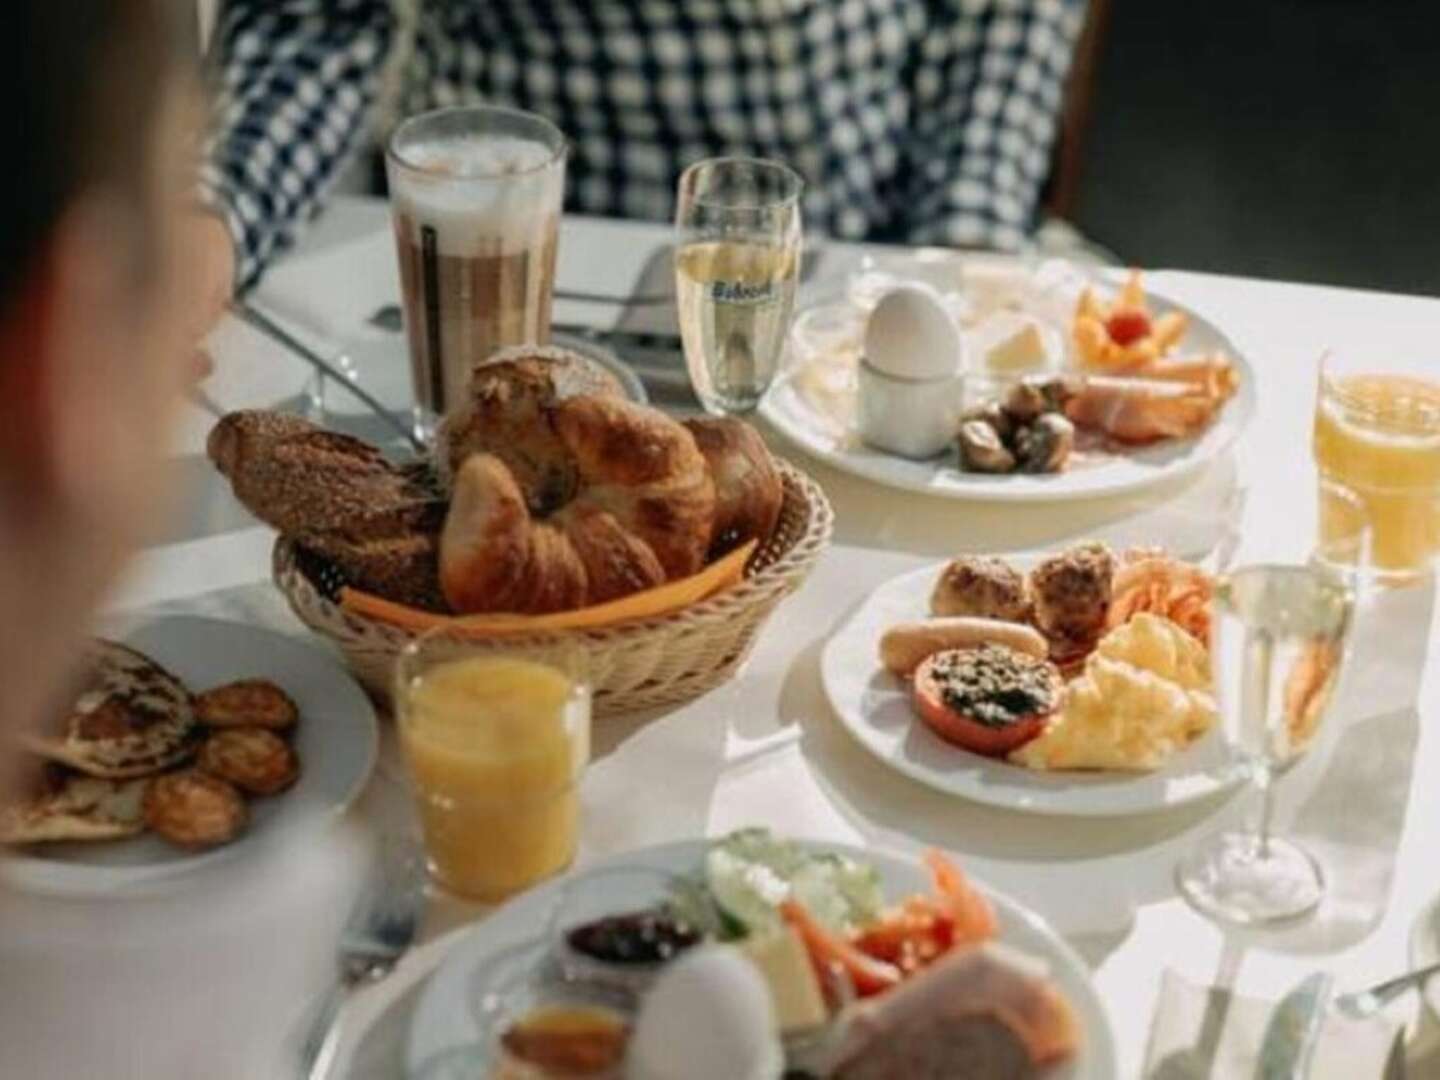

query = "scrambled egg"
(1009, 613), (1217, 771)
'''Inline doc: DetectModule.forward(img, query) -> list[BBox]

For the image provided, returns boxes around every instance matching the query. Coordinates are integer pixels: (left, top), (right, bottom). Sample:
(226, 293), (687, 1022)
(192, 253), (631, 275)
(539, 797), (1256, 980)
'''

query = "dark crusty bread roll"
(683, 416), (784, 559)
(207, 410), (448, 610)
(208, 410), (440, 538)
(435, 346), (626, 507)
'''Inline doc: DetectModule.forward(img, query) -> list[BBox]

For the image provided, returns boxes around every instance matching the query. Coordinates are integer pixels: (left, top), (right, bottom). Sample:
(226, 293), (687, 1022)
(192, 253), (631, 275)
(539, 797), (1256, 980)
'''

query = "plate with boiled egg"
(762, 255), (1256, 502)
(405, 830), (1118, 1078)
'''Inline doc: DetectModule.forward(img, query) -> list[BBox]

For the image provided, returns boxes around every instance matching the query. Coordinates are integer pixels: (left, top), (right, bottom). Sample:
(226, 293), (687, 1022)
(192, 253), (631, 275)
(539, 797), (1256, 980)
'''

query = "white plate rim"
(0, 615), (379, 897)
(760, 285), (1256, 503)
(404, 837), (1119, 1079)
(821, 556), (1241, 817)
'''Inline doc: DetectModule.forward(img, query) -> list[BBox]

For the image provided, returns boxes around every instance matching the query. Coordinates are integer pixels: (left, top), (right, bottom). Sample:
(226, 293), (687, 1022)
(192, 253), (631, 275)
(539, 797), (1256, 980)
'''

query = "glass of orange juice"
(395, 634), (591, 901)
(1313, 349), (1440, 582)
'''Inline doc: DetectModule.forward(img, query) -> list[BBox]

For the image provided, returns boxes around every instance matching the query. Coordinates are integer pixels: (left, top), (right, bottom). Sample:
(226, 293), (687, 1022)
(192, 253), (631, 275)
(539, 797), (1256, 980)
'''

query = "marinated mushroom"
(957, 420), (1017, 473)
(961, 401), (1014, 442)
(1014, 413), (1075, 473)
(1001, 380), (1050, 423)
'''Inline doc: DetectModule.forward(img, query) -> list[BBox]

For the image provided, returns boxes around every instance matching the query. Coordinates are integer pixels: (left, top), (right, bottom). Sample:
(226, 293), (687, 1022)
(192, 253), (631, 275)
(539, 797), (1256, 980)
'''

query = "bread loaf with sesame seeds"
(207, 410), (449, 610)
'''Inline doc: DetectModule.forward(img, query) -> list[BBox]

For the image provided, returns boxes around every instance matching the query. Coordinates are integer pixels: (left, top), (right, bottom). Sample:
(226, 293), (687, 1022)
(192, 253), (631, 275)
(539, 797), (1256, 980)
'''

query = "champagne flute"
(1175, 481), (1370, 926)
(674, 157), (804, 415)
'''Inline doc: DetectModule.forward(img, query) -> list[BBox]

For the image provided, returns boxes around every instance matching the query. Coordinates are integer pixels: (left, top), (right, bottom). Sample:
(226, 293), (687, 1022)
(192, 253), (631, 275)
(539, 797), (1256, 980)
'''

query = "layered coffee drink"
(387, 109), (566, 435)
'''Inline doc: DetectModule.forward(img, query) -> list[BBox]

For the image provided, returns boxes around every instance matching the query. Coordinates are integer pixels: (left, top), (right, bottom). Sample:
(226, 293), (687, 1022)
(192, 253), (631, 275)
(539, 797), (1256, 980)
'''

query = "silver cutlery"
(1333, 959), (1440, 1021)
(233, 300), (425, 452)
(367, 305), (685, 357)
(366, 288), (673, 334)
(1257, 972), (1332, 1080)
(297, 838), (426, 1080)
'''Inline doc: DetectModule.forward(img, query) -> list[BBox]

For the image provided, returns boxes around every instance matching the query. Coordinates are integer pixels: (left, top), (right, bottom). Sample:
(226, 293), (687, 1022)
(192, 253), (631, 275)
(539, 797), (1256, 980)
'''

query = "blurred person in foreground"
(0, 5), (359, 1077)
(192, 0), (1088, 298)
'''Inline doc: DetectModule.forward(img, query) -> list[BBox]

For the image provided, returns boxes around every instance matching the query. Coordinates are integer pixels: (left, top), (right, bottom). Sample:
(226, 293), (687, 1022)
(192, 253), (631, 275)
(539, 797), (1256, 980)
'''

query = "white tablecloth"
(111, 197), (1440, 1078)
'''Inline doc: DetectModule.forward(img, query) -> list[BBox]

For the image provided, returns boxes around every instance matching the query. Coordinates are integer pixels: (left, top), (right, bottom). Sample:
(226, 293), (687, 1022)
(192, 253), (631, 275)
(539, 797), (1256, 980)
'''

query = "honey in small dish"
(495, 1004), (628, 1079)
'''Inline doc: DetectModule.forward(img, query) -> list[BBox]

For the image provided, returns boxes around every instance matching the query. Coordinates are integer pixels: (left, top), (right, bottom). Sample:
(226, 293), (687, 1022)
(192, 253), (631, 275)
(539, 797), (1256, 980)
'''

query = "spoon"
(1333, 959), (1440, 1020)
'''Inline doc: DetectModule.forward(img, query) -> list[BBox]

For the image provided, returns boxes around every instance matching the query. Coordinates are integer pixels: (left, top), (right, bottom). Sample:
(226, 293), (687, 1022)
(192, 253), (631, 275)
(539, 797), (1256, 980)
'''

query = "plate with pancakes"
(0, 616), (378, 894)
(822, 544), (1244, 816)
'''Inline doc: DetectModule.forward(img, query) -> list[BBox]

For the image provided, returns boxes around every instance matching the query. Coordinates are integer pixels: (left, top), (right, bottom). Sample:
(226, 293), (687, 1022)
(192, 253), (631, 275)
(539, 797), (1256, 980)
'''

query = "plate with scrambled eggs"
(821, 548), (1243, 816)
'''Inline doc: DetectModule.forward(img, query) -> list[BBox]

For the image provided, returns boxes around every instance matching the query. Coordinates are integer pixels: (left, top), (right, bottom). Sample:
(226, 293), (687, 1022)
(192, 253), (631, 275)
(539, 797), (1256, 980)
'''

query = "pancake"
(143, 771), (247, 849)
(194, 679), (299, 731)
(198, 728), (299, 795)
(0, 772), (148, 844)
(21, 639), (198, 779)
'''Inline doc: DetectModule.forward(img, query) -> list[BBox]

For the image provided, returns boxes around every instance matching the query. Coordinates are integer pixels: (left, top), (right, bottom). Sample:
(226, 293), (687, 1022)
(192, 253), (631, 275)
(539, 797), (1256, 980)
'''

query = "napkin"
(1144, 970), (1406, 1079)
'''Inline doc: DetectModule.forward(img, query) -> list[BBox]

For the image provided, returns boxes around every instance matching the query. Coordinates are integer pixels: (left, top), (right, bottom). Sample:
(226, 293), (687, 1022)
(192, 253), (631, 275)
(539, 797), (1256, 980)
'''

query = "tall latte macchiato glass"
(386, 105), (566, 441)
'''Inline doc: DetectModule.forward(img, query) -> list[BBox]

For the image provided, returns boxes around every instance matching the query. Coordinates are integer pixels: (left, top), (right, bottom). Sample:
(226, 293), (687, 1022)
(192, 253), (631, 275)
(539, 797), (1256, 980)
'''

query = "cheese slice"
(742, 927), (829, 1034)
(984, 319), (1056, 374)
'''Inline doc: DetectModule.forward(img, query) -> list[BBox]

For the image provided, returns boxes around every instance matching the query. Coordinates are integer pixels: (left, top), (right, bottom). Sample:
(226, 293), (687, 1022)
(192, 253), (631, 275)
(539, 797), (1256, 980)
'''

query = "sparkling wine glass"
(674, 157), (804, 415)
(1175, 481), (1370, 925)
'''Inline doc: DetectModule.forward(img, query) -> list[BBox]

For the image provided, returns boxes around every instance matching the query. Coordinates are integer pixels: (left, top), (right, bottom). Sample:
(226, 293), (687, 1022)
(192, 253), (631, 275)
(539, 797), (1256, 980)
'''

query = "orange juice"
(399, 655), (589, 900)
(1313, 373), (1440, 575)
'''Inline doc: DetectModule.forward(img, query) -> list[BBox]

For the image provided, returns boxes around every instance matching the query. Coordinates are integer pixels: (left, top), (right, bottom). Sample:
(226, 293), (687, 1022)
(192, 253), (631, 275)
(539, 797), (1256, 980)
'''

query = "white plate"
(405, 839), (1119, 1078)
(821, 558), (1239, 816)
(1, 615), (379, 896)
(761, 287), (1256, 503)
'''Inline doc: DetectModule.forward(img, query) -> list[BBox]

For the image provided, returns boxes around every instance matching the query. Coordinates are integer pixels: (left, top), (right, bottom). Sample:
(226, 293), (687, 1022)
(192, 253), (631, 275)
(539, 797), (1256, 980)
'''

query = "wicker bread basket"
(273, 460), (833, 716)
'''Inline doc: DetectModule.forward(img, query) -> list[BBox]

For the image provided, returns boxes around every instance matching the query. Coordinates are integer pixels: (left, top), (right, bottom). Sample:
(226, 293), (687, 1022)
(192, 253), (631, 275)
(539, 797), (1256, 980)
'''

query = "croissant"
(440, 395), (716, 614)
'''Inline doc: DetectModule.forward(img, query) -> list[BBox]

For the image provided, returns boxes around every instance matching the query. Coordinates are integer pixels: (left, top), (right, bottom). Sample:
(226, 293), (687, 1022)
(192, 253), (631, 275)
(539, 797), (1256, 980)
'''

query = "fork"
(297, 838), (426, 1080)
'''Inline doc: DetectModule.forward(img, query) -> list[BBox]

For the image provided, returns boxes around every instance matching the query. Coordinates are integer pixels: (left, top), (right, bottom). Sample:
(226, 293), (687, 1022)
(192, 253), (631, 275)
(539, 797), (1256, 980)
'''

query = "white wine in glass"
(675, 158), (803, 415)
(1175, 480), (1368, 926)
(1176, 565), (1354, 925)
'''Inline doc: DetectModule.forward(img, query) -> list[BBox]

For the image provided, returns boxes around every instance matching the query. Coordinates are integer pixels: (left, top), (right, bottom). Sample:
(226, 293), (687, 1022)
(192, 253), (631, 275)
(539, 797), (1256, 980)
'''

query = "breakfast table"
(112, 194), (1440, 1078)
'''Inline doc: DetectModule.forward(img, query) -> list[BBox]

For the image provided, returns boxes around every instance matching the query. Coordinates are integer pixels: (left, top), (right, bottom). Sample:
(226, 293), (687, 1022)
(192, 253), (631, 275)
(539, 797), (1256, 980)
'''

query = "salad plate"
(406, 834), (1119, 1077)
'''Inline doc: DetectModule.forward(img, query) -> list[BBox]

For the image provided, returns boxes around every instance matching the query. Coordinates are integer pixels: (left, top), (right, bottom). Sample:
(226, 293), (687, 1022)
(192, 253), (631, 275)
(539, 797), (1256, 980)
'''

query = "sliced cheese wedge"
(742, 927), (829, 1035)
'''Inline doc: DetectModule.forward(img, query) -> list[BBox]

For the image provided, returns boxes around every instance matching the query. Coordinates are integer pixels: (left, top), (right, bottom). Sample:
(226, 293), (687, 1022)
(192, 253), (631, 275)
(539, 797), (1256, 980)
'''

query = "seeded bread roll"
(208, 410), (449, 610)
(208, 410), (443, 539)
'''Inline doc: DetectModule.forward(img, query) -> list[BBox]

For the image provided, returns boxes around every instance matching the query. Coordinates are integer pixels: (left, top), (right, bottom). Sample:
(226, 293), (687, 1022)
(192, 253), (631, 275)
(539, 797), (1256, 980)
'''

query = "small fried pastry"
(143, 770), (247, 849)
(198, 728), (300, 795)
(930, 556), (1032, 622)
(1028, 543), (1116, 663)
(194, 678), (299, 731)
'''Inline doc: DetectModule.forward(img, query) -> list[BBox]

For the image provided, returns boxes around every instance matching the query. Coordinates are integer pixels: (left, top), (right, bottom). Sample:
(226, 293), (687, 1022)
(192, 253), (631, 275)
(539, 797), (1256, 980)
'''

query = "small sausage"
(879, 617), (1050, 676)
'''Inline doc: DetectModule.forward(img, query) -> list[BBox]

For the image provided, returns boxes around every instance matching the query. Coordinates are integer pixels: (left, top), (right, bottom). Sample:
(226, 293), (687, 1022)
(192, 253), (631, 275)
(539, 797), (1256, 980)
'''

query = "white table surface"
(111, 196), (1440, 1078)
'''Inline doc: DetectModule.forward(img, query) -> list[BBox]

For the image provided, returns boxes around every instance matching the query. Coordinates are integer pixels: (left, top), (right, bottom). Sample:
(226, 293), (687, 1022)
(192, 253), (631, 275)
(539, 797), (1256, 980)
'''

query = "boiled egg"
(628, 946), (783, 1080)
(862, 284), (964, 381)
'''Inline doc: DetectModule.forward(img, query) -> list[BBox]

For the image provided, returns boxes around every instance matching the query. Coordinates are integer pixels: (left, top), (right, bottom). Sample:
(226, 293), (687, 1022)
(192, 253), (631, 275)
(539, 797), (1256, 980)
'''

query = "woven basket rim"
(275, 457), (833, 645)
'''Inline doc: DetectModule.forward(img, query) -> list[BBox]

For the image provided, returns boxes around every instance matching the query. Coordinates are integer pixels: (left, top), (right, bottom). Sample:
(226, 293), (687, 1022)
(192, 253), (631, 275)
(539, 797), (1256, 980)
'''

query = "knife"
(233, 300), (426, 452)
(1256, 973), (1333, 1080)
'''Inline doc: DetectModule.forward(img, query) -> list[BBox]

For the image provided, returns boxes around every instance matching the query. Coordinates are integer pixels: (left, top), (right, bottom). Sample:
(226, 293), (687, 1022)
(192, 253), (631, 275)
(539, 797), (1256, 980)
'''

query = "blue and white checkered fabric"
(200, 0), (1087, 290)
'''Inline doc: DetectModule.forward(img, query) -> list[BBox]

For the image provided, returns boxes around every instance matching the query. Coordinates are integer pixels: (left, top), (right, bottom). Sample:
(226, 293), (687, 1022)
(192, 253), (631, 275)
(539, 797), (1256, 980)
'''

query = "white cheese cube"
(741, 928), (829, 1034)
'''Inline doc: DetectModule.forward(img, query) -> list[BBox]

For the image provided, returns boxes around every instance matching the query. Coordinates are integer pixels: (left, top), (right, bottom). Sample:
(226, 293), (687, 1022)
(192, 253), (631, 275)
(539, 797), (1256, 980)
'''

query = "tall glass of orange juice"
(1313, 350), (1440, 582)
(395, 634), (590, 901)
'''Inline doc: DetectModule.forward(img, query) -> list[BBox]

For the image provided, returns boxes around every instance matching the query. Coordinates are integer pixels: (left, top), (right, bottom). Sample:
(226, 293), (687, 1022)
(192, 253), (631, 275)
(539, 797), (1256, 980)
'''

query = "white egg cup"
(856, 360), (966, 460)
(857, 283), (969, 460)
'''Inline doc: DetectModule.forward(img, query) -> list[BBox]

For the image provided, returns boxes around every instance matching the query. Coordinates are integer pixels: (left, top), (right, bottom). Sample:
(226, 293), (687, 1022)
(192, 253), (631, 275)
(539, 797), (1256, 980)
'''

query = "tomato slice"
(912, 653), (1049, 756)
(1105, 308), (1152, 346)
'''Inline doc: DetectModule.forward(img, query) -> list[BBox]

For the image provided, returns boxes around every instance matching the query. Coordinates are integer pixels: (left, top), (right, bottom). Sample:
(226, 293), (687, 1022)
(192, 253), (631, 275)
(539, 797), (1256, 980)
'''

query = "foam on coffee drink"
(391, 135), (563, 418)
